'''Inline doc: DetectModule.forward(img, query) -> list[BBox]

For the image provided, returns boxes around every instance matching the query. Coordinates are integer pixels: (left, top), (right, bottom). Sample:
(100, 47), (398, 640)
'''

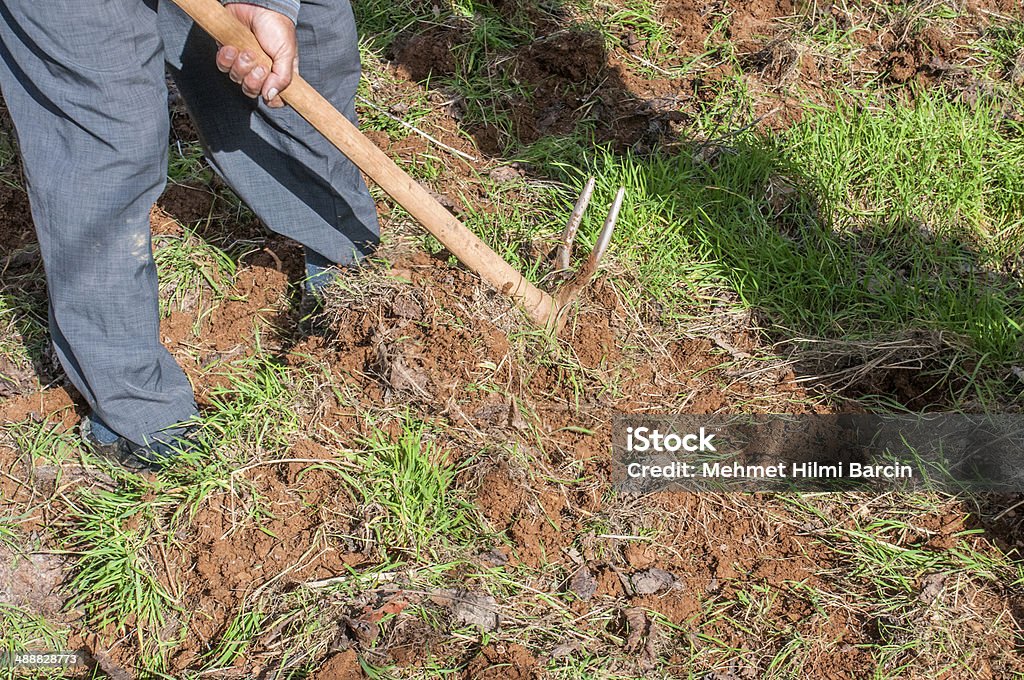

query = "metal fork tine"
(585, 186), (625, 270)
(552, 186), (627, 317)
(555, 177), (596, 271)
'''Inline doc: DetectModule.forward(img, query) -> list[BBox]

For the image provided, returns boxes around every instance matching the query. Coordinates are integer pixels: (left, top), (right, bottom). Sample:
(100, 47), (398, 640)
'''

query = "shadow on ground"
(364, 0), (1024, 411)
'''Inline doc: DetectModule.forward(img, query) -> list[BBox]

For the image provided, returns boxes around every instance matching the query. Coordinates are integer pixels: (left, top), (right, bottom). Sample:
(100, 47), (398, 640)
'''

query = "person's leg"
(159, 0), (380, 282)
(0, 0), (198, 449)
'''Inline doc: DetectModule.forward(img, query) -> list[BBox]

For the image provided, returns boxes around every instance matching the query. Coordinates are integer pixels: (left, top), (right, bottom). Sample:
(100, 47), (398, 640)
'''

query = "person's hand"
(215, 4), (297, 108)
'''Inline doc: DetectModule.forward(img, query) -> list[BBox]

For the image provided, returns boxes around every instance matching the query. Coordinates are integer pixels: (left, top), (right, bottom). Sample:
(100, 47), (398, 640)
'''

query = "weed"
(154, 224), (238, 318)
(62, 486), (176, 635)
(0, 272), (47, 382)
(167, 140), (212, 186)
(4, 419), (80, 467)
(346, 417), (480, 560)
(516, 89), (1024, 406)
(0, 604), (70, 680)
(203, 602), (266, 670)
(202, 352), (307, 455)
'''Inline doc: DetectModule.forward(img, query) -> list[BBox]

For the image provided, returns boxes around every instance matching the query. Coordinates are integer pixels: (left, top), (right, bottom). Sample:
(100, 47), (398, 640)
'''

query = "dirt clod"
(312, 650), (364, 680)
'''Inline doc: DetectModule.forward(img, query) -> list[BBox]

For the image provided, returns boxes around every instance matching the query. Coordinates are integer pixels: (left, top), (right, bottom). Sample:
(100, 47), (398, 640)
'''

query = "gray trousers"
(0, 0), (379, 445)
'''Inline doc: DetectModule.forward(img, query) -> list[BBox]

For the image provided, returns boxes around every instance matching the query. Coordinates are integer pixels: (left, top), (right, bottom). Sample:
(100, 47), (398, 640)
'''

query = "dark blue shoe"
(81, 414), (199, 473)
(300, 247), (341, 334)
(303, 247), (338, 301)
(81, 414), (156, 472)
(84, 413), (120, 446)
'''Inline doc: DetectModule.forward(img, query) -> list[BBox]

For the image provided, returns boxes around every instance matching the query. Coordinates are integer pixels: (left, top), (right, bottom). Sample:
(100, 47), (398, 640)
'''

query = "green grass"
(62, 486), (176, 635)
(343, 416), (481, 560)
(511, 91), (1024, 405)
(354, 0), (561, 153)
(789, 5), (868, 56)
(0, 269), (47, 381)
(768, 496), (1024, 677)
(168, 140), (213, 186)
(355, 60), (436, 142)
(350, 0), (1024, 409)
(978, 20), (1024, 75)
(591, 0), (682, 73)
(154, 224), (238, 318)
(145, 352), (313, 519)
(5, 420), (81, 466)
(55, 475), (202, 675)
(0, 604), (73, 680)
(0, 519), (19, 552)
(202, 601), (266, 671)
(203, 352), (306, 454)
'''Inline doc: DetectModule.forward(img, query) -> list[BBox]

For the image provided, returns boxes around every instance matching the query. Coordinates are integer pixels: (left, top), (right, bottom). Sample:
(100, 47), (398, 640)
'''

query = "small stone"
(918, 572), (946, 604)
(390, 295), (423, 321)
(432, 589), (500, 631)
(629, 567), (676, 595)
(341, 616), (379, 646)
(550, 641), (581, 658)
(477, 548), (508, 567)
(489, 165), (523, 183)
(388, 355), (430, 395)
(568, 567), (598, 600)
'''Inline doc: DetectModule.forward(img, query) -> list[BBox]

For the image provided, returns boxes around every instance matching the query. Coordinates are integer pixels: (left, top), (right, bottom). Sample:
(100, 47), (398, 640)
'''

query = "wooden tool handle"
(169, 0), (559, 326)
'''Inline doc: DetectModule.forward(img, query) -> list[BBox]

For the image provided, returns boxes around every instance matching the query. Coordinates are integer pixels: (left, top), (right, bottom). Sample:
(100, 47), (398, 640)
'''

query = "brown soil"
(2, 207), (1015, 675)
(464, 643), (539, 679)
(312, 650), (365, 680)
(385, 0), (1022, 152)
(162, 459), (364, 671)
(0, 184), (33, 253)
(2, 0), (1023, 677)
(3, 159), (1018, 678)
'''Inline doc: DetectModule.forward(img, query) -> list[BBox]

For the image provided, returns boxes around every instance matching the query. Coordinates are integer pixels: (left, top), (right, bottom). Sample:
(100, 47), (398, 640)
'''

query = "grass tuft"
(347, 417), (480, 561)
(62, 487), (175, 634)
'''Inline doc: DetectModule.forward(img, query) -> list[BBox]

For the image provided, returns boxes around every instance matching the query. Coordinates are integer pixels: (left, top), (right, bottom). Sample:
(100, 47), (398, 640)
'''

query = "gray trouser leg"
(0, 0), (198, 445)
(159, 0), (381, 266)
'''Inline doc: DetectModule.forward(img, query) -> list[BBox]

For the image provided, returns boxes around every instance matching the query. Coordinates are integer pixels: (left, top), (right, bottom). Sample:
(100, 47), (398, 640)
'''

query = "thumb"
(263, 43), (297, 107)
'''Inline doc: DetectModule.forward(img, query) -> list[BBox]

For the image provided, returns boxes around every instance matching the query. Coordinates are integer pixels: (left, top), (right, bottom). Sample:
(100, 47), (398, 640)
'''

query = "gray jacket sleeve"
(222, 0), (300, 24)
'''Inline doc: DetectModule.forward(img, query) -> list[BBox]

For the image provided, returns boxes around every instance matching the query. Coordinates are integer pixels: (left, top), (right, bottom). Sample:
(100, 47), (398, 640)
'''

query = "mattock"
(171, 0), (624, 331)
